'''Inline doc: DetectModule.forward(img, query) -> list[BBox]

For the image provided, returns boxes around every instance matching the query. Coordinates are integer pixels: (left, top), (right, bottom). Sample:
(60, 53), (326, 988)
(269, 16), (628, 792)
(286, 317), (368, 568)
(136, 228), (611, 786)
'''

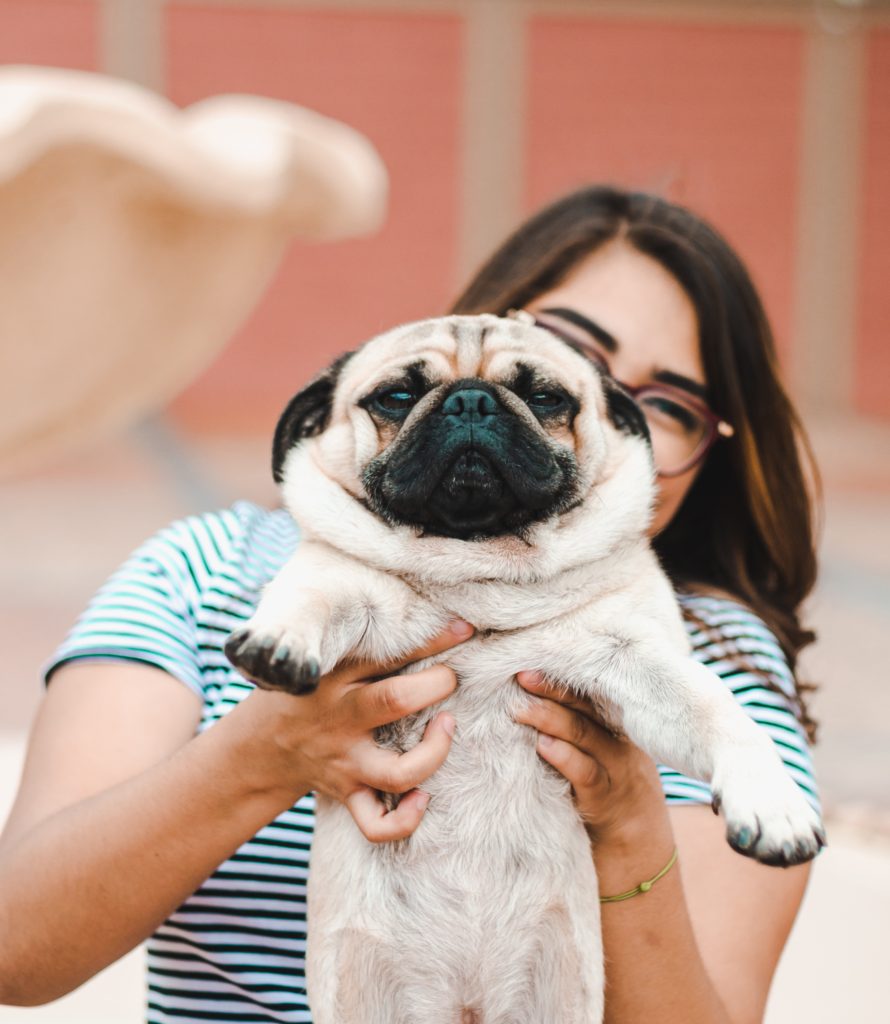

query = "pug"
(225, 313), (823, 1024)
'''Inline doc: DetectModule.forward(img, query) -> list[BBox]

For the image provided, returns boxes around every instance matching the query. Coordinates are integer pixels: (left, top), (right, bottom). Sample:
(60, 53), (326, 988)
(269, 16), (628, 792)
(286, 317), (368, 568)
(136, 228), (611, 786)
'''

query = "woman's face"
(525, 240), (705, 534)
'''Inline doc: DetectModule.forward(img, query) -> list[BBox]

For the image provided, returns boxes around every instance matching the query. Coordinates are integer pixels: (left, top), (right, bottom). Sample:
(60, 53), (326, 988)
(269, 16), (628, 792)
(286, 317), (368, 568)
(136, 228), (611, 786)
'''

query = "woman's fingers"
(516, 694), (611, 791)
(515, 674), (664, 842)
(338, 620), (474, 685)
(358, 713), (456, 794)
(344, 714), (454, 841)
(533, 733), (607, 795)
(515, 683), (617, 794)
(347, 665), (459, 729)
(517, 673), (625, 744)
(516, 686), (618, 757)
(344, 786), (432, 843)
(516, 671), (601, 720)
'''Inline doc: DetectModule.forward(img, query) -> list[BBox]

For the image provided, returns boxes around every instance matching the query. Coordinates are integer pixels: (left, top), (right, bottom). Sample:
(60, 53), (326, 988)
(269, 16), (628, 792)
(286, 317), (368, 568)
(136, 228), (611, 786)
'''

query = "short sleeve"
(44, 503), (298, 704)
(659, 593), (821, 815)
(45, 518), (214, 698)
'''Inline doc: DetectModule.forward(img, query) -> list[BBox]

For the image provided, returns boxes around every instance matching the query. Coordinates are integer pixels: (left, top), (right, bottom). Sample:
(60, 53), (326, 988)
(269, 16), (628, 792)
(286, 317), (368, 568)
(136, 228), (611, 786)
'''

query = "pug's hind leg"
(310, 929), (456, 1024)
(478, 902), (602, 1024)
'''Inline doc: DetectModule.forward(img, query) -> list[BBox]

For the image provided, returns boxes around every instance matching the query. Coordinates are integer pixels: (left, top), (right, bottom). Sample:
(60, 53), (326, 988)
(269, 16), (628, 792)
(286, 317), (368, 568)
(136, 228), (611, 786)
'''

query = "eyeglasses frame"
(508, 309), (735, 478)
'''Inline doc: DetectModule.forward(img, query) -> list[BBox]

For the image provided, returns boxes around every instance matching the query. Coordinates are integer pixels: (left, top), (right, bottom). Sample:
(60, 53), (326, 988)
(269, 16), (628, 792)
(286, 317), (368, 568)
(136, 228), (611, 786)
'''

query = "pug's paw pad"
(716, 772), (824, 867)
(225, 628), (321, 695)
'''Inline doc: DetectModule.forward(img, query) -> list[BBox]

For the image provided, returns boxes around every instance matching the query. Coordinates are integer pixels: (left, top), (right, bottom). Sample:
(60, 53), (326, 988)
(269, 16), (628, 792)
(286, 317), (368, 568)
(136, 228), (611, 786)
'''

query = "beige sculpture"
(0, 65), (388, 478)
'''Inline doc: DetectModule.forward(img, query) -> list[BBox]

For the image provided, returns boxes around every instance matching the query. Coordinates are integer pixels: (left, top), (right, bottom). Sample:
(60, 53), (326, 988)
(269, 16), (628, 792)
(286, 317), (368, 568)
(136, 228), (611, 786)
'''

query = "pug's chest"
(374, 633), (580, 827)
(377, 639), (530, 750)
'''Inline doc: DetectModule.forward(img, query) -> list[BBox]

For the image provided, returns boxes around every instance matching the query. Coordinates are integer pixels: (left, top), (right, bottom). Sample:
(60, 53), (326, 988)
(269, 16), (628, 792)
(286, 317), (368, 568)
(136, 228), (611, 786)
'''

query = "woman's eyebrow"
(653, 369), (709, 401)
(538, 307), (618, 353)
(540, 306), (710, 401)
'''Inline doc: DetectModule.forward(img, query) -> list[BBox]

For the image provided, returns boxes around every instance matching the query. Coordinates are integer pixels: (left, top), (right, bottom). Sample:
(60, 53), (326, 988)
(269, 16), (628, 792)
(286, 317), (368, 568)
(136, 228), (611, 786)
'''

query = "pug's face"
(273, 314), (650, 541)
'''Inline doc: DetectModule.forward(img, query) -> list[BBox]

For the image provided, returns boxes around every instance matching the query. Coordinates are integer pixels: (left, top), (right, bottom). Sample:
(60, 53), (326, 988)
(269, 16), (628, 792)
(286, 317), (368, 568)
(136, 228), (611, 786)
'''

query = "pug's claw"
(715, 766), (825, 867)
(224, 628), (251, 660)
(271, 642), (291, 665)
(224, 628), (321, 695)
(727, 820), (760, 854)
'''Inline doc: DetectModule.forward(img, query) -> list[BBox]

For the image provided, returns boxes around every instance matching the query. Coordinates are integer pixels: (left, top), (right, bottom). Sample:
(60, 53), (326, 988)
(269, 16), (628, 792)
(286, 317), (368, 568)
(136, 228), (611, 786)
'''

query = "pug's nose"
(441, 388), (499, 425)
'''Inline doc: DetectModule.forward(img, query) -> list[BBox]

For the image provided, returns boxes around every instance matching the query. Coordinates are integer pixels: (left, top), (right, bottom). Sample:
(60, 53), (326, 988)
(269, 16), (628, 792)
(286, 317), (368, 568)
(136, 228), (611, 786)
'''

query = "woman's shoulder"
(44, 503), (299, 700)
(142, 501), (298, 586)
(676, 586), (798, 700)
(667, 587), (821, 813)
(153, 500), (297, 553)
(677, 584), (759, 619)
(676, 583), (774, 637)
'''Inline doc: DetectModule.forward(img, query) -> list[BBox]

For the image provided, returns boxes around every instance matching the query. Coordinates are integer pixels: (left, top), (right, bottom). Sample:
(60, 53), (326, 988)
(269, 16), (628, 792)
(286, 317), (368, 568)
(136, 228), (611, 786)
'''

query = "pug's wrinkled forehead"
(337, 314), (590, 409)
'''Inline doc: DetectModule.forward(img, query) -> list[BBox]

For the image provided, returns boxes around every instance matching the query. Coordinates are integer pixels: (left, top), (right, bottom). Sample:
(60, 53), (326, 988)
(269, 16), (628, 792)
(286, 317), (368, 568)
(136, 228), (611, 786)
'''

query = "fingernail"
(518, 670), (544, 687)
(440, 714), (455, 737)
(415, 791), (431, 811)
(449, 620), (473, 638)
(537, 733), (553, 749)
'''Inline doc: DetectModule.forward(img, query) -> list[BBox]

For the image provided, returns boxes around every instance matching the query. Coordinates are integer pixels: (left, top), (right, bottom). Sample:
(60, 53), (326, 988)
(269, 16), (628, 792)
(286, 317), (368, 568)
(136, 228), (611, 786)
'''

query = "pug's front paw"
(224, 628), (321, 695)
(712, 766), (825, 867)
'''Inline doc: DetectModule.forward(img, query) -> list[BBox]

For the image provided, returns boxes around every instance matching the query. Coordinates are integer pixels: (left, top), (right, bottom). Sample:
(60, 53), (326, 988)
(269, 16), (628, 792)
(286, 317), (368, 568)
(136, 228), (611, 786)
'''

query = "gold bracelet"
(598, 847), (679, 904)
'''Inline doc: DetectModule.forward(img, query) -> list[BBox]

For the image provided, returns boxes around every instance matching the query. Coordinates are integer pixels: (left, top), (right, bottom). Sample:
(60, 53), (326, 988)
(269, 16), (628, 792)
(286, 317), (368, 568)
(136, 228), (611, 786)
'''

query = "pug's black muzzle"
(363, 382), (579, 539)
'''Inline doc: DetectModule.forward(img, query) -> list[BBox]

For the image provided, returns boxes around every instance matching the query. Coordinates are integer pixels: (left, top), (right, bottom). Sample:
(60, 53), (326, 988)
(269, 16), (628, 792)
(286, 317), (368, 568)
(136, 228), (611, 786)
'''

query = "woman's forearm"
(596, 815), (732, 1024)
(0, 637), (462, 1008)
(0, 704), (305, 1006)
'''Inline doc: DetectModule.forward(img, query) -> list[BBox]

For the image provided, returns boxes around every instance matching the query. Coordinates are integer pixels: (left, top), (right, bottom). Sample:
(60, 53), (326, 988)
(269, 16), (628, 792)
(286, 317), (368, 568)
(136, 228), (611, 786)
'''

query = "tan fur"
(232, 314), (824, 1023)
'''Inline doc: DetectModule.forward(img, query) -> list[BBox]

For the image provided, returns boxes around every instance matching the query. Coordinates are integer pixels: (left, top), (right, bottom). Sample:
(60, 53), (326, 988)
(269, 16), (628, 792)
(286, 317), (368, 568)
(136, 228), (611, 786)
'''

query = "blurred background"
(0, 0), (888, 1021)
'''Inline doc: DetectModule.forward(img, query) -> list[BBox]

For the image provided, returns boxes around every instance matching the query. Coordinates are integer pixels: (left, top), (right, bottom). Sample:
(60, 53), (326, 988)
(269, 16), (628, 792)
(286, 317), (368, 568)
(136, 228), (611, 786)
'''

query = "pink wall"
(0, 3), (887, 423)
(164, 4), (463, 434)
(0, 0), (97, 68)
(525, 17), (805, 369)
(856, 29), (890, 419)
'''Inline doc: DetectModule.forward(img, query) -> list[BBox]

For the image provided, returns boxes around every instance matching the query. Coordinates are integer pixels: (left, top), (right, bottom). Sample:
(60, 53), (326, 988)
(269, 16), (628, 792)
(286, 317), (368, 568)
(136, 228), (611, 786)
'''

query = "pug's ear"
(272, 353), (352, 483)
(603, 379), (651, 446)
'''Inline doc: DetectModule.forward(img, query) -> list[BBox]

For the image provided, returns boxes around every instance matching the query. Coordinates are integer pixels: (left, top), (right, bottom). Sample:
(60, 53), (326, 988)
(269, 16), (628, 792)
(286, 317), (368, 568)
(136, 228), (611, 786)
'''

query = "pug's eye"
(373, 388), (418, 415)
(527, 389), (567, 411)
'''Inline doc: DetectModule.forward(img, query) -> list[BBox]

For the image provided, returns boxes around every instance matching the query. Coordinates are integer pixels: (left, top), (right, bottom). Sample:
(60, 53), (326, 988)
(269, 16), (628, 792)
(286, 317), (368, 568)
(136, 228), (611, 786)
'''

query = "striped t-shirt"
(47, 501), (820, 1024)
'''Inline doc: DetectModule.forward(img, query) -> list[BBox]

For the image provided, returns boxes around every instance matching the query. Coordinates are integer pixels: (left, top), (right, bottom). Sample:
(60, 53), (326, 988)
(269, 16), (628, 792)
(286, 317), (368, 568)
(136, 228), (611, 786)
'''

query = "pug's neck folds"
(280, 436), (654, 598)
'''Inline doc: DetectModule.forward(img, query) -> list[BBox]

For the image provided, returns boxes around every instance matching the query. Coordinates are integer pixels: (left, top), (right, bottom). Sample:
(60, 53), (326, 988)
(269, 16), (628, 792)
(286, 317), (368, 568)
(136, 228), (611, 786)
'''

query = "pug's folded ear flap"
(272, 352), (353, 483)
(603, 378), (651, 446)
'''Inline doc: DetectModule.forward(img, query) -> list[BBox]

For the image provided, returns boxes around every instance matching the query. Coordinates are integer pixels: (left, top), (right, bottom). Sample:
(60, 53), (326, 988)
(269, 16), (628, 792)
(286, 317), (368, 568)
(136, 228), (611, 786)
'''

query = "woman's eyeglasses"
(508, 310), (734, 478)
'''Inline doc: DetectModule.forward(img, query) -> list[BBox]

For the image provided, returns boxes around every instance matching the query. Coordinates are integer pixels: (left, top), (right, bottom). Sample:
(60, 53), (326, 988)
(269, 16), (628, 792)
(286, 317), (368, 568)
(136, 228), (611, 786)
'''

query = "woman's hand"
(514, 671), (666, 847)
(235, 620), (474, 844)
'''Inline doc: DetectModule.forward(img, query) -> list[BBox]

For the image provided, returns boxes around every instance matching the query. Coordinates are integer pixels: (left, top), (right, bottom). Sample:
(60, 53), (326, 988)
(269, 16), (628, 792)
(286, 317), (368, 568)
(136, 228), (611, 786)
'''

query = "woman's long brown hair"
(450, 186), (819, 739)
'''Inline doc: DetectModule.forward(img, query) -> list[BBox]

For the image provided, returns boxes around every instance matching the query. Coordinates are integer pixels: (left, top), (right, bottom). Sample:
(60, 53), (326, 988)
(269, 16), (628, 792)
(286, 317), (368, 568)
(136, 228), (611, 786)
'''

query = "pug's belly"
(308, 775), (602, 1022)
(311, 744), (595, 937)
(343, 661), (592, 890)
(305, 656), (603, 1020)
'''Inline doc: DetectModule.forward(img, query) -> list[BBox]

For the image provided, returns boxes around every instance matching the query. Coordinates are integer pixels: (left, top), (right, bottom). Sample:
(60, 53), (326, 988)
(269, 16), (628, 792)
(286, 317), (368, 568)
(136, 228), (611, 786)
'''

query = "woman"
(0, 186), (820, 1023)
